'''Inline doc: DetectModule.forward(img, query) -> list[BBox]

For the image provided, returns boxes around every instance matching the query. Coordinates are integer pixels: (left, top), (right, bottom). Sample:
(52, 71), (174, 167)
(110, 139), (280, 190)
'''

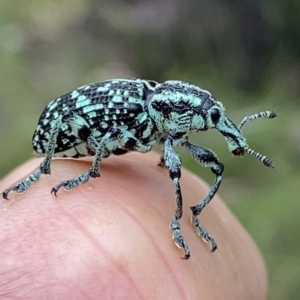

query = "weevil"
(3, 78), (276, 259)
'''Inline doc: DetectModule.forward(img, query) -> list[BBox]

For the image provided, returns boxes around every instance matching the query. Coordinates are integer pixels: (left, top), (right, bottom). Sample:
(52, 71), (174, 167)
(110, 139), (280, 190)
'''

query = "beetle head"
(148, 80), (274, 167)
(206, 101), (274, 168)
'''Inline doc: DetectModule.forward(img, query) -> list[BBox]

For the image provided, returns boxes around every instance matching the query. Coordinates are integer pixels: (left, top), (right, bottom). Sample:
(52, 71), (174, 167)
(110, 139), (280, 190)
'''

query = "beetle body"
(33, 79), (159, 158)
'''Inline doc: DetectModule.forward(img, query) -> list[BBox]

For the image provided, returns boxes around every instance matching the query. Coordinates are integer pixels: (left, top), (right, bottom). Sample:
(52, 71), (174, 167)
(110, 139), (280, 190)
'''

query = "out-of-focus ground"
(0, 1), (299, 299)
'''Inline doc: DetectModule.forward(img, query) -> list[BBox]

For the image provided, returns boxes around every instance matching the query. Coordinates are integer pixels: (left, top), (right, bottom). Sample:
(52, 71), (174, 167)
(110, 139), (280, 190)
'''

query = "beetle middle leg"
(182, 140), (224, 252)
(157, 135), (168, 168)
(51, 120), (152, 195)
(157, 153), (167, 169)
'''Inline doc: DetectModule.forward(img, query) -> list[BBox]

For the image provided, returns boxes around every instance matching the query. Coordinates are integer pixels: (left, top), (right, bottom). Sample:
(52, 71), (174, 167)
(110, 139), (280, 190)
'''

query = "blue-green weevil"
(3, 79), (276, 259)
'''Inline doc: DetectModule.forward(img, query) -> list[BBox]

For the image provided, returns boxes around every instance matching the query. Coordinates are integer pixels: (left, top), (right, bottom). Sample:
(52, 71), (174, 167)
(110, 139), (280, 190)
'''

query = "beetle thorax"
(147, 80), (218, 138)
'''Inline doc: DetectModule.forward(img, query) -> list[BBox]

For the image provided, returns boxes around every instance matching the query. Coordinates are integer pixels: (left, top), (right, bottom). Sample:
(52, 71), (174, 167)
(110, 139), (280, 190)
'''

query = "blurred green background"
(0, 0), (299, 298)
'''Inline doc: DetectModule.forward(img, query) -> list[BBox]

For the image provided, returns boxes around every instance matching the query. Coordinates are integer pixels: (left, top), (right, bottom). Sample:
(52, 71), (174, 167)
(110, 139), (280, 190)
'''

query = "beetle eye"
(210, 108), (221, 124)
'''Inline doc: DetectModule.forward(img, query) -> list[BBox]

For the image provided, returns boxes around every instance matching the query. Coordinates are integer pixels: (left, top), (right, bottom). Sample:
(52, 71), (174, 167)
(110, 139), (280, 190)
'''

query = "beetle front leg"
(164, 138), (190, 259)
(182, 140), (224, 252)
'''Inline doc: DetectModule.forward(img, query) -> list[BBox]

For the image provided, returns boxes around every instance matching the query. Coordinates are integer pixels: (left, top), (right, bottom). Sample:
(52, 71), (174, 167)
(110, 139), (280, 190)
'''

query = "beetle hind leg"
(3, 171), (42, 200)
(2, 117), (63, 200)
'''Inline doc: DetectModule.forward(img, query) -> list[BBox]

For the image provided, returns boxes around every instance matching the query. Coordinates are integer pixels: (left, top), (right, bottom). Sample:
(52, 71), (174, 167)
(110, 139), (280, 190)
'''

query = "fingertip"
(0, 152), (268, 299)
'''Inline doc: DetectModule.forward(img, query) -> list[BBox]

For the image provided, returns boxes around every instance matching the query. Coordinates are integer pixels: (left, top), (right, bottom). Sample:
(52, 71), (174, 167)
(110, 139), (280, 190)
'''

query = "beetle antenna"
(244, 146), (274, 168)
(238, 111), (276, 130)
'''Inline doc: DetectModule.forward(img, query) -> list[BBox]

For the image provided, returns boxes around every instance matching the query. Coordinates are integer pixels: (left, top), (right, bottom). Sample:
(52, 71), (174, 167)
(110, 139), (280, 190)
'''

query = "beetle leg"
(51, 127), (152, 195)
(115, 129), (153, 153)
(182, 140), (224, 252)
(157, 136), (168, 168)
(157, 154), (166, 168)
(2, 171), (42, 200)
(164, 137), (190, 259)
(2, 117), (63, 199)
(157, 148), (168, 169)
(51, 127), (115, 195)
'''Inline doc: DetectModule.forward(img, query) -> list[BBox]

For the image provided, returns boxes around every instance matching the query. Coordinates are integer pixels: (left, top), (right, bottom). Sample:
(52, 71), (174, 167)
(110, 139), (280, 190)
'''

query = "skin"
(0, 152), (267, 300)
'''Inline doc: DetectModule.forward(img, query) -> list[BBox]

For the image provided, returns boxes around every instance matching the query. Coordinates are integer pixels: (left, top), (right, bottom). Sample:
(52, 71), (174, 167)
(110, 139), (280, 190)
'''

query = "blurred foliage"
(0, 0), (299, 299)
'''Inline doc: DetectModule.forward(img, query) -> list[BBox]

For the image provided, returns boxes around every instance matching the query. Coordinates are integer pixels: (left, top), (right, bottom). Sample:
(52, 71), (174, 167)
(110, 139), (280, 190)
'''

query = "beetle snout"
(232, 147), (245, 156)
